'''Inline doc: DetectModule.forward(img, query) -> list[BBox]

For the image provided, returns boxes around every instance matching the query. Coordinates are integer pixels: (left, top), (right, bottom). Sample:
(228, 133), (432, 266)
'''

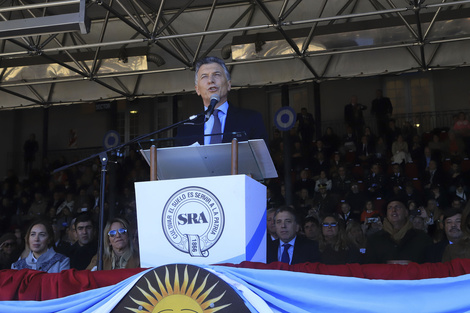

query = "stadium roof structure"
(1, 0), (470, 109)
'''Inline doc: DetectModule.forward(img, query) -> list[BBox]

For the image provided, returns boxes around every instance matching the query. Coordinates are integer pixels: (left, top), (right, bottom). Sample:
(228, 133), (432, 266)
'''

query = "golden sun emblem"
(125, 265), (231, 313)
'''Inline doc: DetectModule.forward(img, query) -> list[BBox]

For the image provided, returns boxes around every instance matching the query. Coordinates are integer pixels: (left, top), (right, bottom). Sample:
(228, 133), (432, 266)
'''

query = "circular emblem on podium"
(162, 186), (224, 257)
(274, 106), (296, 131)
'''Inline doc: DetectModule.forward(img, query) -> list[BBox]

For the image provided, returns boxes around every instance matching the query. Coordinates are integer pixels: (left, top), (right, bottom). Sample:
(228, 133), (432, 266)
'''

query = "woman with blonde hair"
(87, 217), (140, 270)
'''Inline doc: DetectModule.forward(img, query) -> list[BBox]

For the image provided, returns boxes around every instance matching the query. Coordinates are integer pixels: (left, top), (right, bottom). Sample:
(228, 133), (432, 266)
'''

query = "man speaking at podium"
(176, 56), (268, 146)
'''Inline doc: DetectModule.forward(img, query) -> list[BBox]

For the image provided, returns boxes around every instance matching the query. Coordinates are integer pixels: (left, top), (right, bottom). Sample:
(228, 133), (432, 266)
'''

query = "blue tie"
(210, 109), (222, 144)
(281, 243), (291, 264)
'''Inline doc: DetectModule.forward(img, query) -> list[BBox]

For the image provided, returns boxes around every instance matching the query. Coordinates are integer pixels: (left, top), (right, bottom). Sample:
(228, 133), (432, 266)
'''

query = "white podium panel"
(135, 175), (267, 268)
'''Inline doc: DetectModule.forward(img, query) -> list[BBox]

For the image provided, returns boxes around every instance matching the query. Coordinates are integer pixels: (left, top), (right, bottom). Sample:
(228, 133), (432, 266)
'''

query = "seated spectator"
(427, 134), (444, 161)
(314, 170), (332, 193)
(302, 216), (321, 242)
(332, 166), (354, 197)
(321, 127), (340, 155)
(319, 215), (361, 264)
(346, 221), (367, 260)
(363, 215), (383, 237)
(366, 199), (433, 264)
(443, 131), (465, 159)
(363, 126), (376, 149)
(360, 200), (381, 223)
(443, 202), (470, 262)
(87, 217), (139, 270)
(454, 183), (468, 203)
(310, 151), (330, 179)
(427, 208), (462, 262)
(338, 201), (360, 224)
(266, 206), (321, 264)
(294, 169), (315, 194)
(11, 218), (70, 273)
(345, 181), (368, 215)
(266, 208), (278, 242)
(0, 233), (21, 270)
(312, 184), (338, 217)
(66, 213), (98, 270)
(295, 188), (314, 217)
(410, 134), (424, 161)
(387, 163), (407, 191)
(422, 159), (445, 191)
(329, 152), (345, 179)
(341, 126), (357, 153)
(356, 135), (375, 167)
(391, 135), (411, 164)
(365, 163), (385, 198)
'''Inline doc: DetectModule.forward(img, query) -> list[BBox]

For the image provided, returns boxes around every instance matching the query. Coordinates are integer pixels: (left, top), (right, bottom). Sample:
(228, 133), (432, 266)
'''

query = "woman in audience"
(346, 221), (367, 262)
(319, 215), (361, 264)
(391, 134), (411, 164)
(11, 219), (70, 272)
(87, 217), (140, 270)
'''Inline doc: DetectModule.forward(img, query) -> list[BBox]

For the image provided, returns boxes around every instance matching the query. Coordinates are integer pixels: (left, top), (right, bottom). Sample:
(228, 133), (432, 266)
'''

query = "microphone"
(204, 94), (220, 121)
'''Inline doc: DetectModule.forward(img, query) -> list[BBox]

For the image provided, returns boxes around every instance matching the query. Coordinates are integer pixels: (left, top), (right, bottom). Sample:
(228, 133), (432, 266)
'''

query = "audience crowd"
(1, 108), (470, 271)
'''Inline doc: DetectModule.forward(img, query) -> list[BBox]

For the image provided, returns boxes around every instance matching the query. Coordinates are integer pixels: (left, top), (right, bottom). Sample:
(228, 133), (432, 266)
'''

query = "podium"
(135, 139), (277, 268)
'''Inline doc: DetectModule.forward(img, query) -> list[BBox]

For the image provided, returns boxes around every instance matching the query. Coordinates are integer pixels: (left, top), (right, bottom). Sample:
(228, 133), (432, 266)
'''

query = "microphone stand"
(52, 108), (210, 271)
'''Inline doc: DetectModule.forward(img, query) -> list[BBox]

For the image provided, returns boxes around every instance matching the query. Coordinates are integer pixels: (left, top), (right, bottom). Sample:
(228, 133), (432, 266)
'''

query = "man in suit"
(176, 56), (268, 146)
(266, 206), (321, 264)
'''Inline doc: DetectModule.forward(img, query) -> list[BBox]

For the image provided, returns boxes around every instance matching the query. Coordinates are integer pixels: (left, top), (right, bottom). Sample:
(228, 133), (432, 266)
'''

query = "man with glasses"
(427, 208), (462, 262)
(266, 205), (320, 265)
(67, 213), (98, 270)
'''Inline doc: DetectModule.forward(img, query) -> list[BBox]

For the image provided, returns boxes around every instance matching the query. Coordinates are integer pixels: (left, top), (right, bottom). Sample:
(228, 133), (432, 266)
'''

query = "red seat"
(351, 164), (365, 180)
(405, 162), (419, 178)
(462, 158), (470, 172)
(345, 150), (356, 164)
(412, 178), (423, 191)
(373, 197), (386, 215)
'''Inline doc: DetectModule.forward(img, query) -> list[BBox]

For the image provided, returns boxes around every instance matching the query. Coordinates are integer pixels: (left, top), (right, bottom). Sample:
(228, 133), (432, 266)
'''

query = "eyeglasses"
(108, 228), (128, 237)
(2, 242), (14, 247)
(322, 223), (338, 227)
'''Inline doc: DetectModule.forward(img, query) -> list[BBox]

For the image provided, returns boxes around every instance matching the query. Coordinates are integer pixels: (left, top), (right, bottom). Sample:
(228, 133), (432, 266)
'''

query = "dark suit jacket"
(266, 235), (321, 264)
(176, 104), (268, 146)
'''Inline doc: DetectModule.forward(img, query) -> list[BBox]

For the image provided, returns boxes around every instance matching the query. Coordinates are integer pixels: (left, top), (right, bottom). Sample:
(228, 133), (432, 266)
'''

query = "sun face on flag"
(124, 265), (231, 313)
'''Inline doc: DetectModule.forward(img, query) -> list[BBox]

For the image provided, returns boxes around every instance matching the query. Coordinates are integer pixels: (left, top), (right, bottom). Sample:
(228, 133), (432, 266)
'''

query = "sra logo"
(162, 187), (224, 257)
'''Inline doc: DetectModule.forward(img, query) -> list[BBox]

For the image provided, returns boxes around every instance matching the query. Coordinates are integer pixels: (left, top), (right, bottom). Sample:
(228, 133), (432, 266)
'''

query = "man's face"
(445, 214), (462, 242)
(386, 201), (409, 228)
(275, 211), (299, 243)
(341, 203), (350, 214)
(76, 221), (94, 246)
(195, 63), (231, 107)
(266, 211), (276, 236)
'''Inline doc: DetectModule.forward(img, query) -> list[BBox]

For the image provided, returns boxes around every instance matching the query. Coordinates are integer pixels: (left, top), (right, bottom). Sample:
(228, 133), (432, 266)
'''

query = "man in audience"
(339, 202), (360, 224)
(426, 208), (462, 262)
(365, 163), (385, 198)
(67, 213), (98, 270)
(366, 199), (433, 264)
(332, 166), (353, 197)
(267, 206), (321, 264)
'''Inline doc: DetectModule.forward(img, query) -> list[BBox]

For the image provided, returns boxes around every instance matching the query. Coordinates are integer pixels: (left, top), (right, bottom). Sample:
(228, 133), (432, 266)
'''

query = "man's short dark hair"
(74, 212), (94, 228)
(194, 56), (231, 84)
(274, 205), (300, 224)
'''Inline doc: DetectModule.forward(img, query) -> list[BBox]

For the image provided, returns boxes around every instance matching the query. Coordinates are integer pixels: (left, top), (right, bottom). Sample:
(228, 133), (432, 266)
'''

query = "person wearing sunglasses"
(319, 215), (361, 265)
(86, 217), (140, 270)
